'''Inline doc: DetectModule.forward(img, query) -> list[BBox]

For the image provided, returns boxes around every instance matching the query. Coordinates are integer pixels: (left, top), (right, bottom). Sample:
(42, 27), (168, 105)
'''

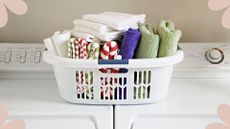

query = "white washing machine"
(0, 43), (229, 129)
(0, 43), (112, 129)
(115, 43), (230, 129)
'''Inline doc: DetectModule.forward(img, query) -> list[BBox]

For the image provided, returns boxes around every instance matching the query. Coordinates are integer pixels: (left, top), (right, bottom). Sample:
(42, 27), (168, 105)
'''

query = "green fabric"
(157, 20), (182, 57)
(88, 42), (100, 59)
(134, 86), (150, 99)
(133, 71), (151, 99)
(135, 23), (160, 58)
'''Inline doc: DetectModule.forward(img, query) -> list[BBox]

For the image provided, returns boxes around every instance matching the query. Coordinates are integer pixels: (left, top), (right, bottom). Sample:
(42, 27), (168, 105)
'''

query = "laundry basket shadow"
(43, 49), (183, 105)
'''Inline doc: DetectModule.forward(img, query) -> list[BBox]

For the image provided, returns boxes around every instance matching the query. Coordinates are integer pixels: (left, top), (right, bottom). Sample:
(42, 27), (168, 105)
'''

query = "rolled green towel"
(157, 20), (182, 57)
(135, 23), (160, 58)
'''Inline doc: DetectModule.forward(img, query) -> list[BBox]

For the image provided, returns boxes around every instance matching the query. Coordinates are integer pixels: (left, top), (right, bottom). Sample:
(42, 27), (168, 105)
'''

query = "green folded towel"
(135, 23), (160, 58)
(157, 20), (182, 57)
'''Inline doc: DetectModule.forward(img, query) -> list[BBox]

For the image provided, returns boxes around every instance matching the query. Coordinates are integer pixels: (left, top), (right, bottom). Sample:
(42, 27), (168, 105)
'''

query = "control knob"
(205, 48), (224, 64)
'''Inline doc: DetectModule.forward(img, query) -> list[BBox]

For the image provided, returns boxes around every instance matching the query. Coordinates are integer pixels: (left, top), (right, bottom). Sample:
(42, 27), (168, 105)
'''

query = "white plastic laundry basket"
(43, 50), (183, 105)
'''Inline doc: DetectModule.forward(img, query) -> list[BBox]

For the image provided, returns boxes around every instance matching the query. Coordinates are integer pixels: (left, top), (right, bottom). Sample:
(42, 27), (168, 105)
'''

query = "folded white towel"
(73, 19), (114, 32)
(71, 30), (94, 39)
(82, 12), (146, 31)
(71, 29), (101, 42)
(74, 25), (122, 41)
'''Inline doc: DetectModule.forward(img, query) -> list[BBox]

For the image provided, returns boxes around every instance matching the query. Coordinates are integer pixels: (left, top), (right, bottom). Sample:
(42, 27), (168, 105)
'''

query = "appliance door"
(0, 79), (113, 129)
(115, 78), (230, 129)
(9, 116), (99, 129)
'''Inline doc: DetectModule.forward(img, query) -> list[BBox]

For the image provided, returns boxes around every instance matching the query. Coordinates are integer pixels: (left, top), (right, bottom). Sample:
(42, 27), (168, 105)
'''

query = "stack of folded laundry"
(72, 12), (146, 41)
(44, 12), (182, 61)
(44, 12), (182, 100)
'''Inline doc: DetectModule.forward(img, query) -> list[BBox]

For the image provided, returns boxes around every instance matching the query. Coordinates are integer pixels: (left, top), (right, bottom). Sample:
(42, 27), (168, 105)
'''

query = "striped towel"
(88, 42), (100, 59)
(68, 37), (89, 59)
(74, 38), (89, 59)
(68, 38), (75, 58)
(68, 38), (92, 98)
(100, 41), (119, 73)
(100, 41), (119, 60)
(99, 41), (122, 99)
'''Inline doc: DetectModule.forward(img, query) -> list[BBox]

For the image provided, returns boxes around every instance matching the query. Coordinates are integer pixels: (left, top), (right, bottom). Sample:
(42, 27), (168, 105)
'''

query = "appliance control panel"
(0, 43), (229, 70)
(178, 43), (230, 68)
(0, 43), (50, 71)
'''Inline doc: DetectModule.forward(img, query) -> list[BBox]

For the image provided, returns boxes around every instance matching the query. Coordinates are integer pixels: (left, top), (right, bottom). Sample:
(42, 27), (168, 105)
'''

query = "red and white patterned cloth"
(71, 37), (89, 96)
(99, 41), (121, 98)
(100, 41), (119, 73)
(100, 41), (119, 60)
(74, 38), (89, 59)
(70, 39), (122, 99)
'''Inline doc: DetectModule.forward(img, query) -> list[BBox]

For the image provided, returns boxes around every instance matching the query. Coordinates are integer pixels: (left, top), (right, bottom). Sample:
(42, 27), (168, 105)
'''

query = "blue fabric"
(120, 28), (141, 59)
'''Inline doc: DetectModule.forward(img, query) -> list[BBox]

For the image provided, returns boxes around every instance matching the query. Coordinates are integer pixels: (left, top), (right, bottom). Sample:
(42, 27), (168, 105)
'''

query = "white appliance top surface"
(116, 78), (230, 114)
(0, 78), (112, 115)
(0, 77), (229, 115)
(114, 77), (230, 129)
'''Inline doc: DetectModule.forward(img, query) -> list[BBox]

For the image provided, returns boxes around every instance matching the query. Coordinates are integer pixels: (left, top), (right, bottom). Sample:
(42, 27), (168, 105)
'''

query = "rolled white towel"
(73, 19), (114, 32)
(43, 38), (58, 55)
(82, 12), (146, 31)
(51, 31), (71, 57)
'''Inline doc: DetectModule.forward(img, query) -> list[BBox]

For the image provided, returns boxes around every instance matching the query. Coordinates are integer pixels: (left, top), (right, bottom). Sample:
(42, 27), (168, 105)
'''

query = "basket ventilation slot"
(134, 70), (151, 99)
(75, 71), (94, 100)
(100, 77), (127, 100)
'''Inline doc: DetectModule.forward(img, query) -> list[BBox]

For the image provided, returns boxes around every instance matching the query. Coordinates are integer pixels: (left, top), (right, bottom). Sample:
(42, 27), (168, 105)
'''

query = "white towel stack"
(72, 12), (146, 41)
(73, 22), (121, 41)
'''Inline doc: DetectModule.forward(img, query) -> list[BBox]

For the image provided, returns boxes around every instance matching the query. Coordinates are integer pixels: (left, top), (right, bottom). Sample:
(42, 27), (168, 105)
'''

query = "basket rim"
(43, 50), (184, 68)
